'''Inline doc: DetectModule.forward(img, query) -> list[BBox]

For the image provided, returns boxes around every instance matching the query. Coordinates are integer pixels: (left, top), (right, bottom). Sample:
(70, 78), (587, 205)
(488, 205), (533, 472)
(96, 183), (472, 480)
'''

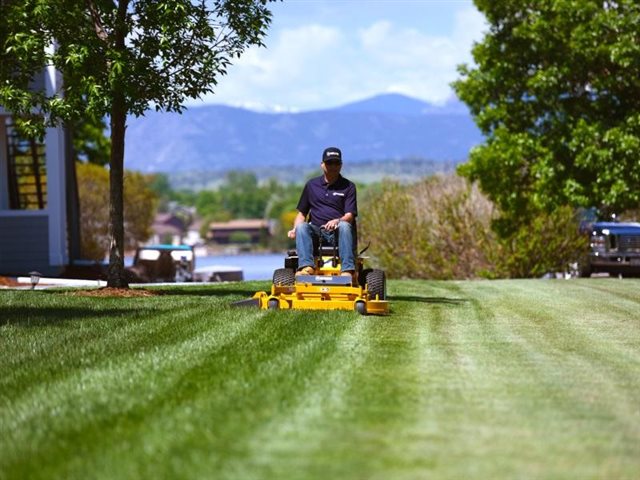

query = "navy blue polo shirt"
(296, 175), (357, 227)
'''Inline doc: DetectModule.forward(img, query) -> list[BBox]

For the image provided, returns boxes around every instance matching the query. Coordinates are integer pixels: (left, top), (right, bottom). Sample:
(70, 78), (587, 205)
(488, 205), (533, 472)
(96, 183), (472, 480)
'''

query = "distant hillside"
(168, 157), (461, 191)
(123, 93), (482, 179)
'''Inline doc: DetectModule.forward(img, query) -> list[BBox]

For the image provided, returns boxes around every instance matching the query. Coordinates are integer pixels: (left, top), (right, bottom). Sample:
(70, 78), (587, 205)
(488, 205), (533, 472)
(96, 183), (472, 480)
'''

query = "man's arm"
(287, 211), (307, 239)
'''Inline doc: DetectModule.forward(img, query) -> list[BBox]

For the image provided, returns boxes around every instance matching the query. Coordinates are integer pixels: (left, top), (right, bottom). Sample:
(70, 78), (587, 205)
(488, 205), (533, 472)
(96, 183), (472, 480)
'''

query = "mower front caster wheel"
(355, 301), (367, 315)
(268, 299), (279, 310)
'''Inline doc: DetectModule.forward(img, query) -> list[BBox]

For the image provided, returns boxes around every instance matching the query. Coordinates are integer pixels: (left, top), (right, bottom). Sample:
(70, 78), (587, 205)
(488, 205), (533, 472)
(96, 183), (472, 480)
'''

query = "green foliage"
(144, 171), (303, 250)
(148, 173), (172, 196)
(361, 174), (589, 279)
(228, 231), (252, 244)
(454, 0), (640, 231)
(72, 115), (111, 165)
(0, 0), (276, 135)
(218, 171), (263, 218)
(497, 205), (590, 278)
(194, 171), (300, 219)
(1, 279), (639, 478)
(196, 191), (231, 221)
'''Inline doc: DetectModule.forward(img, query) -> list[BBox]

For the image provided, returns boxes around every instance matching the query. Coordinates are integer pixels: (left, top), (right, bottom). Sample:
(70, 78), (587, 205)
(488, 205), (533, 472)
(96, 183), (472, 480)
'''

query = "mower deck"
(252, 274), (389, 315)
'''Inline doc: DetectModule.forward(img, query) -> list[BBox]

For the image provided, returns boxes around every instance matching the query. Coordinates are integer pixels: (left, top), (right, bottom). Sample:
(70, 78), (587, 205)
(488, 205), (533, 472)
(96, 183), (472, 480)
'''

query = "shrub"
(360, 174), (588, 279)
(229, 231), (252, 244)
(497, 205), (589, 278)
(359, 174), (497, 279)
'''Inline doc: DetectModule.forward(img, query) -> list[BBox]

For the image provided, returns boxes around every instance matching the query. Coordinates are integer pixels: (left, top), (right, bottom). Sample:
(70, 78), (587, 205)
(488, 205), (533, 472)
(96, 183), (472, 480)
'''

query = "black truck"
(581, 221), (640, 277)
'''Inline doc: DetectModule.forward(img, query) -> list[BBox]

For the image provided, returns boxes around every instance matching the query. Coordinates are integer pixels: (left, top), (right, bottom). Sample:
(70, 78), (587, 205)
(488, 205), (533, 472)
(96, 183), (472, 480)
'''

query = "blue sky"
(194, 0), (487, 112)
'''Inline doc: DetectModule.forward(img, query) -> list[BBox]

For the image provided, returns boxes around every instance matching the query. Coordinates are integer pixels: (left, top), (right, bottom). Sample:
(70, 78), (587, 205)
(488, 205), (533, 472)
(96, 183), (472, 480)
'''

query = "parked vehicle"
(127, 244), (195, 283)
(580, 221), (640, 277)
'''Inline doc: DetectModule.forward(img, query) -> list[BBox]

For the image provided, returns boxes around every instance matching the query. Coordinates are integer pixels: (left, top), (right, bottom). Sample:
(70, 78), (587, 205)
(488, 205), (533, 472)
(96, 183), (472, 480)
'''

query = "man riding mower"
(234, 146), (389, 314)
(246, 227), (389, 315)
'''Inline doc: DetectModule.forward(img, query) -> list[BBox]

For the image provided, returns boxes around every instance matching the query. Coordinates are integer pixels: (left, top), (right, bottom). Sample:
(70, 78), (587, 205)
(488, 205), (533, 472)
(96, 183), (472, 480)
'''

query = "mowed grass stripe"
(503, 281), (640, 447)
(494, 280), (639, 405)
(346, 279), (639, 479)
(1, 303), (267, 478)
(59, 310), (359, 480)
(1, 292), (229, 397)
(387, 280), (526, 478)
(225, 294), (438, 480)
(225, 314), (373, 479)
(228, 281), (478, 479)
(453, 280), (640, 477)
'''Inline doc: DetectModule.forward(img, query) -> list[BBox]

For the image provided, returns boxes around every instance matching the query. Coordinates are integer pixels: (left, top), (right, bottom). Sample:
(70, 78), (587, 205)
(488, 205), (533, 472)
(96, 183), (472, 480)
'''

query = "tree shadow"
(0, 306), (153, 327)
(150, 285), (265, 298)
(389, 295), (468, 305)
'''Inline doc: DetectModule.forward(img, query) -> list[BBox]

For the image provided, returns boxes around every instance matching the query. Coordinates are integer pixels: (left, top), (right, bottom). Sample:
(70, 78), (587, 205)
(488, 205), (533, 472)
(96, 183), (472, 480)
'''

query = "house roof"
(209, 219), (269, 230)
(152, 224), (183, 236)
(153, 213), (185, 231)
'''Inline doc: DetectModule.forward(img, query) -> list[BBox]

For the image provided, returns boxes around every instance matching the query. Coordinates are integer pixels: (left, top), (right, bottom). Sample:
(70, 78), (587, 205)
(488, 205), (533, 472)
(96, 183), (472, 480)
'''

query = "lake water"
(196, 252), (285, 281)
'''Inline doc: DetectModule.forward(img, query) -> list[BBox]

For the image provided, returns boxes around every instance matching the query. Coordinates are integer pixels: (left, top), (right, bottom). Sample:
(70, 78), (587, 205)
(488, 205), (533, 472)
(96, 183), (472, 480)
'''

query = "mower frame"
(252, 234), (389, 315)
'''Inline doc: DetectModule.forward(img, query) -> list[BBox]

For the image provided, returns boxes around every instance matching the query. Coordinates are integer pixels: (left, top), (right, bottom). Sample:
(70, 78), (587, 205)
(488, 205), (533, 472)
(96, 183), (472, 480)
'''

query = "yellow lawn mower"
(235, 235), (389, 315)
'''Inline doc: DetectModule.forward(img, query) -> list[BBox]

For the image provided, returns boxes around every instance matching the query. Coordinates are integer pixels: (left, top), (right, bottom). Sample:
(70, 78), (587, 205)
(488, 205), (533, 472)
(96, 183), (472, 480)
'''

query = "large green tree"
(453, 0), (640, 234)
(0, 0), (275, 287)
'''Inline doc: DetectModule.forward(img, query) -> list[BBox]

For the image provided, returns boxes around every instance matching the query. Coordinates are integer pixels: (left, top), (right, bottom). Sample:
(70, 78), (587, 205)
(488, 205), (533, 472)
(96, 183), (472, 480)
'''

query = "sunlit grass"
(1, 279), (639, 479)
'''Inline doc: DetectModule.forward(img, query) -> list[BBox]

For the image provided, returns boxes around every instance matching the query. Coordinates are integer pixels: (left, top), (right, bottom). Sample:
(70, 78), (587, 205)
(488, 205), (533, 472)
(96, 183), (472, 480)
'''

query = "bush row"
(359, 174), (588, 279)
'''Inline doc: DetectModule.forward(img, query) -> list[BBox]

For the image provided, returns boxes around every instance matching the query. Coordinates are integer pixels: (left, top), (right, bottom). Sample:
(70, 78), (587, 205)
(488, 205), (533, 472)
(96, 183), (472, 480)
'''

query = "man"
(287, 146), (358, 283)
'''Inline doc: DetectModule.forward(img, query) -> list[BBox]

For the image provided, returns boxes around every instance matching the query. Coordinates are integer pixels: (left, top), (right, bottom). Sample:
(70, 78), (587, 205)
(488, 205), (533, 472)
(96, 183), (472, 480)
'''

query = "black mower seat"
(287, 245), (343, 258)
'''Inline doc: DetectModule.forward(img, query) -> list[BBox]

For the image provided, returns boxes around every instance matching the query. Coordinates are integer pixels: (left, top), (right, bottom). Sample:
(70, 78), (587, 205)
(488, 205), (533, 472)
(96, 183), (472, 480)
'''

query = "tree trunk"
(106, 0), (131, 289)
(107, 90), (129, 288)
(64, 125), (82, 262)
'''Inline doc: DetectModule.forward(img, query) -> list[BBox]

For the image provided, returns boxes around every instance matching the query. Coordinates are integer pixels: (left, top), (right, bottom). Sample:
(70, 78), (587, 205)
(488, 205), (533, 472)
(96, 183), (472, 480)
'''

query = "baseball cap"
(322, 147), (342, 163)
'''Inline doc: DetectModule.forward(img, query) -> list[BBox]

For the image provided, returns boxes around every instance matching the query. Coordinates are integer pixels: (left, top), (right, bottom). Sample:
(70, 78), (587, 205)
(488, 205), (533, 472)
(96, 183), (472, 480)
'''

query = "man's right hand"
(287, 228), (296, 239)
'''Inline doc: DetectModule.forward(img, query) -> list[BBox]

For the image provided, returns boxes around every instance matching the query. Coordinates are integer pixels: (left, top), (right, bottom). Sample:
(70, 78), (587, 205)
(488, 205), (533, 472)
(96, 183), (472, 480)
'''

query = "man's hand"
(287, 228), (296, 239)
(322, 218), (341, 231)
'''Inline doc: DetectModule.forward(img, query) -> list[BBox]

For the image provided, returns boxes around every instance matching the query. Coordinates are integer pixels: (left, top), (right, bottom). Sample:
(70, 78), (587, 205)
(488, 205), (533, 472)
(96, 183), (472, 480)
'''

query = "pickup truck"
(581, 221), (640, 277)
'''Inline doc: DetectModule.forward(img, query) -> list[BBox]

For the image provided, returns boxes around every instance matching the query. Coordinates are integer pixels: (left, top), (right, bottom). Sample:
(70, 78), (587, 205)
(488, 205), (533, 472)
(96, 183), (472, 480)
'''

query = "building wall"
(0, 213), (51, 275)
(0, 65), (69, 276)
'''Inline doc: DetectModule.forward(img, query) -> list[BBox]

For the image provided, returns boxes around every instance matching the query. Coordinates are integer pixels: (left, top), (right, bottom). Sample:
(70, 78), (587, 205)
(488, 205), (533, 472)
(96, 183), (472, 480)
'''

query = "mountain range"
(123, 93), (483, 185)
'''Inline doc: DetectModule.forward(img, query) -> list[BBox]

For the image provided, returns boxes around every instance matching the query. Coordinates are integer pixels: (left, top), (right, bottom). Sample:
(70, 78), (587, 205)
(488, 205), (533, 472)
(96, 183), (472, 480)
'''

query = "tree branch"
(85, 0), (109, 43)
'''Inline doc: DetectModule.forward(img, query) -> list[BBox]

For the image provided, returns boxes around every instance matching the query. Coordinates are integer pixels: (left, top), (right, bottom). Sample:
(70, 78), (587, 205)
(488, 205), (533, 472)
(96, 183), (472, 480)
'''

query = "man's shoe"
(296, 266), (315, 276)
(341, 270), (357, 286)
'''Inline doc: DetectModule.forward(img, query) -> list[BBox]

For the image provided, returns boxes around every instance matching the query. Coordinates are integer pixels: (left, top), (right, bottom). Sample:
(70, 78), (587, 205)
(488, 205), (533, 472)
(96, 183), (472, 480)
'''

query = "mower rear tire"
(273, 268), (295, 286)
(366, 269), (386, 300)
(359, 268), (371, 288)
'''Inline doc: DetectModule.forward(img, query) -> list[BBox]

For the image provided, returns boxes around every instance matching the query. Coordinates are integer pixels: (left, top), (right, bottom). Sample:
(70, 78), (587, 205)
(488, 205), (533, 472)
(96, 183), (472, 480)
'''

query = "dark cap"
(322, 147), (342, 163)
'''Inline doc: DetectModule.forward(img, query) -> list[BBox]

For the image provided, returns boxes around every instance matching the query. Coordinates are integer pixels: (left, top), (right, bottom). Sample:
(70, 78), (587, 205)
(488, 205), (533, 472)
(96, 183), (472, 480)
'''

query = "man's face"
(321, 159), (342, 177)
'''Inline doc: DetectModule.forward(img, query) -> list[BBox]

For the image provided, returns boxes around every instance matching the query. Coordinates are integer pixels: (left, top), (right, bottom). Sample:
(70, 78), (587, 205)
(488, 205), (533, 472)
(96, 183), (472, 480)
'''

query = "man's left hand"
(322, 219), (341, 231)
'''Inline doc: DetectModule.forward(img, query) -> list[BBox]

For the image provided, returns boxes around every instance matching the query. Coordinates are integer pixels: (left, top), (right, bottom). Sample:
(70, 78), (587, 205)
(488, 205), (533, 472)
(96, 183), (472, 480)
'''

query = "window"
(4, 118), (47, 210)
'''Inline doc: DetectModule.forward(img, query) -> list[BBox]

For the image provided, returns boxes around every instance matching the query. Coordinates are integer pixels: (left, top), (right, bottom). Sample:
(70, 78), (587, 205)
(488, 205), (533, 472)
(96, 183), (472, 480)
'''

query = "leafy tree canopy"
(72, 114), (111, 165)
(453, 0), (640, 232)
(0, 0), (275, 133)
(0, 0), (276, 287)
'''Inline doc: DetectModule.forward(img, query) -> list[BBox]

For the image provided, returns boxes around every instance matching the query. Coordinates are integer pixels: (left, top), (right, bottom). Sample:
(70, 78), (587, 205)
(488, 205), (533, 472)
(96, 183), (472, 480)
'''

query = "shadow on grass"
(0, 306), (152, 327)
(150, 286), (265, 298)
(389, 295), (468, 305)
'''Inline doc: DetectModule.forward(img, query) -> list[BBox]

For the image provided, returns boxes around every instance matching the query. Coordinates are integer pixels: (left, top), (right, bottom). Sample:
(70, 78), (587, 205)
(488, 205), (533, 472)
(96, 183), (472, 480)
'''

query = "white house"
(0, 62), (76, 276)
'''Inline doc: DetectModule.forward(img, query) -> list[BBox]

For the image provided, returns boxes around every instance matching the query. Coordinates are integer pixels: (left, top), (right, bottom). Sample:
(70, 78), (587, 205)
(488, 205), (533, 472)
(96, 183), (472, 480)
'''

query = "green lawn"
(1, 279), (639, 479)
